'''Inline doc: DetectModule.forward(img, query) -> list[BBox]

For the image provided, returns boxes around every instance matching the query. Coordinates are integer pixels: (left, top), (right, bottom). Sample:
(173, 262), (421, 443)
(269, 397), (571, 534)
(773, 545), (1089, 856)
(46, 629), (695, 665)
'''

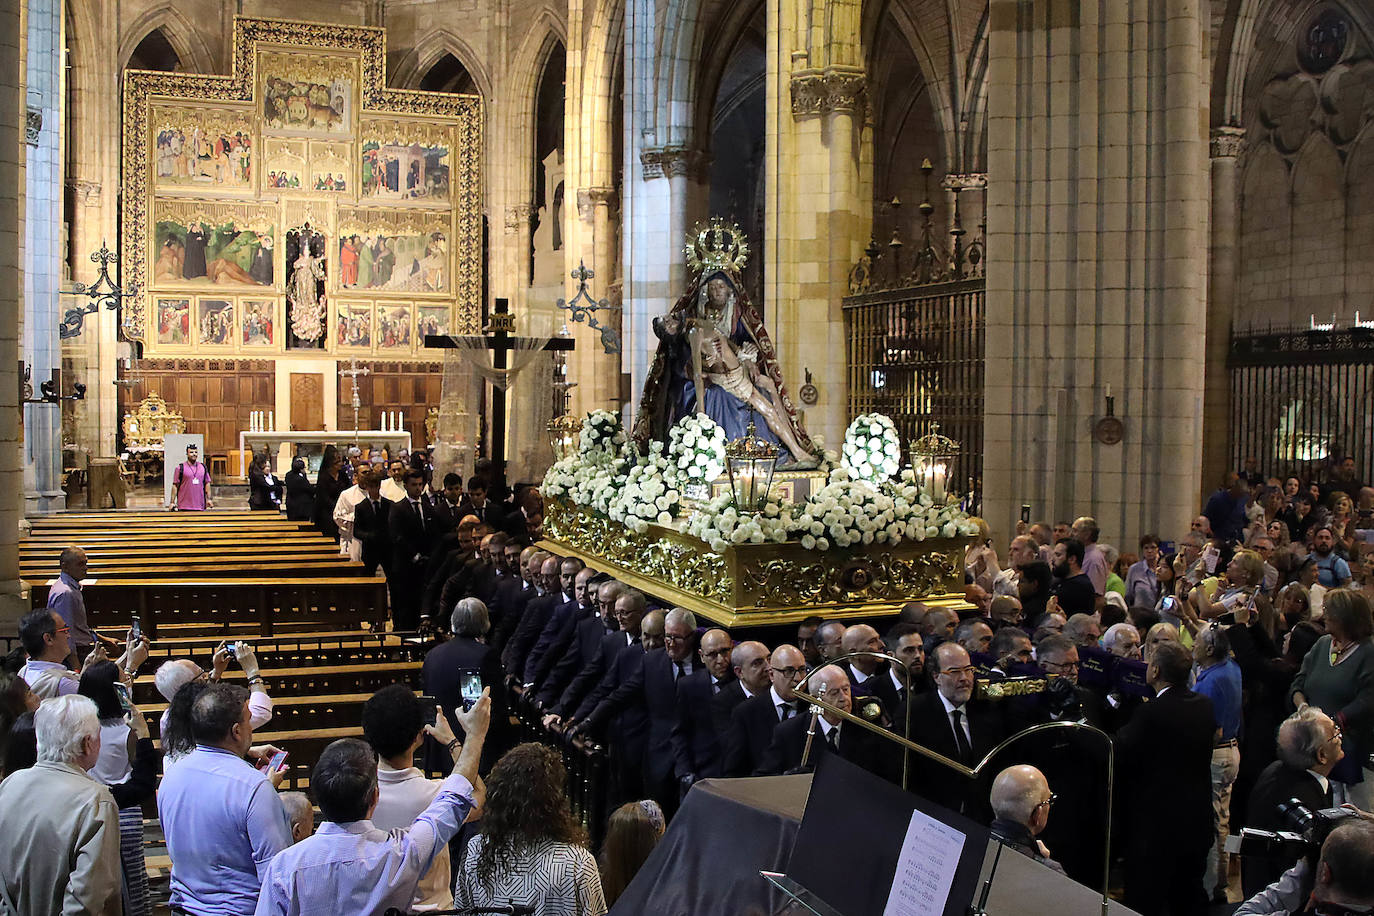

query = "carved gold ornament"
(685, 218), (751, 274)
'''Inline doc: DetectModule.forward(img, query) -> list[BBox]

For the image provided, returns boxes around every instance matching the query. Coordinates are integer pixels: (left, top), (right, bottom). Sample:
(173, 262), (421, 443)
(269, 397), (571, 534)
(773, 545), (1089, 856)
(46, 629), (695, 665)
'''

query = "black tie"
(898, 686), (907, 704)
(372, 500), (379, 513)
(413, 500), (425, 530)
(675, 662), (686, 680)
(778, 703), (791, 721)
(826, 728), (840, 752)
(711, 680), (721, 695)
(951, 709), (973, 762)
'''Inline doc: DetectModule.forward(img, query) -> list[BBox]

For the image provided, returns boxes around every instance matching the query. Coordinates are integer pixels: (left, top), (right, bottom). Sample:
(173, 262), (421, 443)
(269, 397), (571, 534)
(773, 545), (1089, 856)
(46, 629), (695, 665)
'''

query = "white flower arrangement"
(667, 413), (728, 483)
(580, 409), (627, 458)
(841, 413), (902, 483)
(543, 410), (980, 555)
(682, 491), (792, 552)
(607, 442), (682, 534)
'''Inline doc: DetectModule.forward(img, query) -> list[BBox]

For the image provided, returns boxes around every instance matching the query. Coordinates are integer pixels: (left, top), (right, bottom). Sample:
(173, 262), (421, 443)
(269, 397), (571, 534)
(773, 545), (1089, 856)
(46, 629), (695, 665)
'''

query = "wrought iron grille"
(844, 279), (985, 504)
(1229, 329), (1374, 484)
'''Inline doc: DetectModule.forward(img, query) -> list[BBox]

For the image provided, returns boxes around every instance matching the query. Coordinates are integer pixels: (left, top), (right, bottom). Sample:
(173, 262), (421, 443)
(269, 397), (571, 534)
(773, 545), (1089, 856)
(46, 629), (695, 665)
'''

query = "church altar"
(540, 499), (969, 627)
(237, 430), (412, 477)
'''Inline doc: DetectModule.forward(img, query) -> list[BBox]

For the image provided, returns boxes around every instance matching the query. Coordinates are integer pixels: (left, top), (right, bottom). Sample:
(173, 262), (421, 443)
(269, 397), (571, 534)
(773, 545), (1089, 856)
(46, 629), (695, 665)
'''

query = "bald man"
(840, 624), (886, 696)
(672, 628), (737, 789)
(903, 642), (1004, 818)
(989, 765), (1065, 874)
(815, 621), (848, 663)
(756, 664), (888, 777)
(714, 640), (770, 734)
(724, 644), (807, 777)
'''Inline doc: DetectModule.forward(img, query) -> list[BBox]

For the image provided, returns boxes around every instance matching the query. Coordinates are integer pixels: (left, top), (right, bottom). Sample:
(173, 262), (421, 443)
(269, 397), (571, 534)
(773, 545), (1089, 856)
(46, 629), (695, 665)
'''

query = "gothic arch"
(576, 0), (626, 188)
(118, 5), (216, 75)
(388, 28), (493, 99)
(690, 0), (764, 151)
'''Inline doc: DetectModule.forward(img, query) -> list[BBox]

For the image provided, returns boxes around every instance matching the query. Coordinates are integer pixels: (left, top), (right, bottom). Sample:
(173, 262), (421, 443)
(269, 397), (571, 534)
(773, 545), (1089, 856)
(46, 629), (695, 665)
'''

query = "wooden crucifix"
(424, 297), (575, 473)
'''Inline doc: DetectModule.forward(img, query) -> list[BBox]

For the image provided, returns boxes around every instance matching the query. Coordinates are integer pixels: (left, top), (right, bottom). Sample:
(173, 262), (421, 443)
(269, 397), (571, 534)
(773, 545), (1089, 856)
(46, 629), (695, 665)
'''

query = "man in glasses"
(757, 664), (888, 777)
(1241, 707), (1343, 897)
(17, 609), (81, 698)
(989, 764), (1065, 874)
(902, 642), (1003, 818)
(672, 628), (737, 792)
(724, 644), (807, 777)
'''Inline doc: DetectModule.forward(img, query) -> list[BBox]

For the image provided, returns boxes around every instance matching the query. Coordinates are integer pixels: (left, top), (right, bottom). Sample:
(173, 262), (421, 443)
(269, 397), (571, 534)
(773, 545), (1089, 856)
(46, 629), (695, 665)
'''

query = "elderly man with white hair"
(989, 764), (1065, 874)
(0, 694), (122, 914)
(154, 640), (273, 734)
(1102, 622), (1142, 659)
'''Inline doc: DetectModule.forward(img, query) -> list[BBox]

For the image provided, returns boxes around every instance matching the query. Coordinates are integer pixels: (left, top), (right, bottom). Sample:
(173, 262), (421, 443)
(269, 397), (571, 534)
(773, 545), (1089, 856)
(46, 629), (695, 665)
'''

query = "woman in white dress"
(455, 742), (607, 916)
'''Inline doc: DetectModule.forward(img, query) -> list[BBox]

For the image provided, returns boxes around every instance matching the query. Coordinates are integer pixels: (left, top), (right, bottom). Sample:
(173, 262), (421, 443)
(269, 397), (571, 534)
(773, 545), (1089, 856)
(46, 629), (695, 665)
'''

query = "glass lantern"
(547, 414), (581, 461)
(909, 423), (959, 504)
(724, 420), (779, 513)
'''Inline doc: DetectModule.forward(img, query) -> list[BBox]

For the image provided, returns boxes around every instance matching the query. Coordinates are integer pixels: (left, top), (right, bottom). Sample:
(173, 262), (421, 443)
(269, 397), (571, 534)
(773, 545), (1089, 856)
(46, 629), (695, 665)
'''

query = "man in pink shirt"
(172, 443), (213, 510)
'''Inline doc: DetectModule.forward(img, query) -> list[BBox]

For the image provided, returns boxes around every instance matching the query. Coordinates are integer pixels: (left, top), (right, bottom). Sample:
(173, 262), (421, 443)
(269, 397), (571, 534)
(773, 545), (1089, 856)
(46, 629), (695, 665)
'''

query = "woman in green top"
(1291, 589), (1374, 809)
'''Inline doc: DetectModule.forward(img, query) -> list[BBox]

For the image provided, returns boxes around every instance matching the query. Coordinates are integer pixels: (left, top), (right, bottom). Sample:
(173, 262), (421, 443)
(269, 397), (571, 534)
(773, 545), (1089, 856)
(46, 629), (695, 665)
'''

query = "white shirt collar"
(741, 683), (756, 699)
(851, 665), (873, 685)
(937, 690), (966, 717)
(889, 668), (906, 693)
(770, 685), (790, 709)
(819, 716), (840, 738)
(1309, 769), (1331, 794)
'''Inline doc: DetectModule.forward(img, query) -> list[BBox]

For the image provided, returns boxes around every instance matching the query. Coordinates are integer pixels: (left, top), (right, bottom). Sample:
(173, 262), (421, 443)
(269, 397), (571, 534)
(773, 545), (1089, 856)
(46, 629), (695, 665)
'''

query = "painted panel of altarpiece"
(122, 16), (482, 360)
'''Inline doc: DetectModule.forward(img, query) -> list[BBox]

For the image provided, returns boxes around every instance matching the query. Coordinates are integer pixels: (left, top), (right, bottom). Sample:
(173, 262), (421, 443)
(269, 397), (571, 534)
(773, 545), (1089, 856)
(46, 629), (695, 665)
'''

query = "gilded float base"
(538, 499), (971, 627)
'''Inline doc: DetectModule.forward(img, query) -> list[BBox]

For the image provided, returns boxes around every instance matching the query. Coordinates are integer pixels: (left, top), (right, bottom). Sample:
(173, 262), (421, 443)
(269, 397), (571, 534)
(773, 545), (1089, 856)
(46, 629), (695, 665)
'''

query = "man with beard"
(994, 535), (1040, 598)
(1051, 538), (1097, 616)
(1308, 525), (1352, 588)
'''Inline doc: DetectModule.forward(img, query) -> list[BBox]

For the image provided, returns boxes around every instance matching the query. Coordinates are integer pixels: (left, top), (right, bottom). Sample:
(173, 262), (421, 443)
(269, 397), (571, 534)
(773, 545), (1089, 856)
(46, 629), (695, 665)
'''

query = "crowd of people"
(4, 455), (1374, 915)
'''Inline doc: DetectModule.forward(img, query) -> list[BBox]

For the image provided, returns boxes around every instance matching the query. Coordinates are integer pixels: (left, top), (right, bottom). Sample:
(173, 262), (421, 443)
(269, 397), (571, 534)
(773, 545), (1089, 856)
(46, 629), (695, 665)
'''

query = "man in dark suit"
(713, 640), (770, 735)
(1118, 640), (1216, 916)
(581, 608), (699, 812)
(672, 628), (737, 792)
(999, 634), (1108, 888)
(519, 565), (596, 694)
(757, 664), (890, 777)
(500, 554), (563, 676)
(877, 622), (927, 716)
(568, 605), (664, 803)
(536, 578), (620, 709)
(1241, 707), (1343, 897)
(428, 472), (466, 533)
(490, 546), (543, 657)
(457, 476), (505, 530)
(840, 624), (887, 697)
(724, 644), (808, 777)
(388, 469), (436, 630)
(901, 642), (1003, 819)
(351, 474), (392, 576)
(545, 584), (636, 723)
(421, 596), (508, 772)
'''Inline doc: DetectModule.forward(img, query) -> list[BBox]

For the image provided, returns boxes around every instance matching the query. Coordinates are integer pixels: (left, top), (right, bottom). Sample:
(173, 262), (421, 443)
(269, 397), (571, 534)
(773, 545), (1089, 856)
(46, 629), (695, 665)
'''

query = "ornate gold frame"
(539, 499), (971, 627)
(122, 17), (483, 356)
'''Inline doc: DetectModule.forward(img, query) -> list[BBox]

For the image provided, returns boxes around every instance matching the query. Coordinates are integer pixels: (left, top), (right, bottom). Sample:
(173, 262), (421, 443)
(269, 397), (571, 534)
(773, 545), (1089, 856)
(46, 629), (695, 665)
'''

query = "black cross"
(424, 298), (575, 473)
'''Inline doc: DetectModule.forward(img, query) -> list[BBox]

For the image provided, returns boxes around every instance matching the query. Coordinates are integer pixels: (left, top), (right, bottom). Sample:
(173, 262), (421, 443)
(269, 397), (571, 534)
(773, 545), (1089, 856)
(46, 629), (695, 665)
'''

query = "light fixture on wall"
(61, 241), (138, 340)
(556, 261), (622, 354)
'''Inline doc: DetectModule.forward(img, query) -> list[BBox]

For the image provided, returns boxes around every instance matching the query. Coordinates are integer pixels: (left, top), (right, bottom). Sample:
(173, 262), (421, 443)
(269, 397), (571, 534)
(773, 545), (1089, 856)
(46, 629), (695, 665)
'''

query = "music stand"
(764, 752), (989, 916)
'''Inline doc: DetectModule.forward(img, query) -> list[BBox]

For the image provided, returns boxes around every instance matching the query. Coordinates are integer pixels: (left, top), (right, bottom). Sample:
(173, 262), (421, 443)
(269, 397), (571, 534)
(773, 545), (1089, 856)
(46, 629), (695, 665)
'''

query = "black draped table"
(610, 774), (812, 915)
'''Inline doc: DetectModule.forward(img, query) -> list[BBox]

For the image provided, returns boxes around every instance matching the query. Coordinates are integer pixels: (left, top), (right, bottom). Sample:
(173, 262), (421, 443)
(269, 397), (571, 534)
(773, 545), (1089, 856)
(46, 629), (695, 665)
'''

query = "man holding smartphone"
(257, 685), (492, 914)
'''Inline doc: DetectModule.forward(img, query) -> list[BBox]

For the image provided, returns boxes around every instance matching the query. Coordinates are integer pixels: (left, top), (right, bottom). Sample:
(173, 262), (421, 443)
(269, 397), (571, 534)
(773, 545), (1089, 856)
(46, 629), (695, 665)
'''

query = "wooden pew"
(21, 561), (369, 584)
(21, 541), (342, 558)
(29, 576), (389, 635)
(131, 660), (420, 706)
(20, 552), (357, 573)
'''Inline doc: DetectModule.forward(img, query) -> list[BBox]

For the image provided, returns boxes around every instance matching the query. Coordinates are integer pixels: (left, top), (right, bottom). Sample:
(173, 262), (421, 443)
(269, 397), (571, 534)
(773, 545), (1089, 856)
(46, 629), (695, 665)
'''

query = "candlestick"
(1105, 383), (1112, 400)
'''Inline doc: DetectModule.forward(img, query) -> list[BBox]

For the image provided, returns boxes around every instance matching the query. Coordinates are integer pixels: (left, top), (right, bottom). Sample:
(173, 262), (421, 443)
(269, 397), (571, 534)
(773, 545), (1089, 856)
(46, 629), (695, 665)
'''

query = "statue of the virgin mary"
(633, 220), (816, 465)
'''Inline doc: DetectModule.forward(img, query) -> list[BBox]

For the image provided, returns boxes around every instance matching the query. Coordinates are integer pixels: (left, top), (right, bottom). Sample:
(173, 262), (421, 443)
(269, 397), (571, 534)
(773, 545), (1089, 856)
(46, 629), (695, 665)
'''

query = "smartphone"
(1161, 595), (1177, 610)
(263, 750), (288, 773)
(1217, 612), (1237, 626)
(419, 695), (438, 726)
(1020, 505), (1032, 524)
(1203, 545), (1220, 575)
(130, 615), (142, 643)
(222, 641), (237, 660)
(459, 670), (483, 712)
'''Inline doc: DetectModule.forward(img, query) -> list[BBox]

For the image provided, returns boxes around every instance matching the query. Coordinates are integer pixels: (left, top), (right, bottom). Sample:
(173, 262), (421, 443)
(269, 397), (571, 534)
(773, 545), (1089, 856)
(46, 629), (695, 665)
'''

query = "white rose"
(802, 534), (816, 550)
(816, 537), (830, 550)
(772, 529), (787, 543)
(711, 538), (729, 552)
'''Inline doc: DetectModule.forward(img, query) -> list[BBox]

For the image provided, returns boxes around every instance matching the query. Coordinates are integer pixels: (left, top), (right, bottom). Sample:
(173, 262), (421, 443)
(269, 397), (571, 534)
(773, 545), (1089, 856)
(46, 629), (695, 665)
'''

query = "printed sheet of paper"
(882, 807), (966, 916)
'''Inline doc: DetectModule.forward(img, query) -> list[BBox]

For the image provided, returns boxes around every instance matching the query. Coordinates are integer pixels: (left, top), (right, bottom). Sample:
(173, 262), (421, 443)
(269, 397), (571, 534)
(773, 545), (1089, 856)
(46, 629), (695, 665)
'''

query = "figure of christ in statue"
(636, 267), (816, 465)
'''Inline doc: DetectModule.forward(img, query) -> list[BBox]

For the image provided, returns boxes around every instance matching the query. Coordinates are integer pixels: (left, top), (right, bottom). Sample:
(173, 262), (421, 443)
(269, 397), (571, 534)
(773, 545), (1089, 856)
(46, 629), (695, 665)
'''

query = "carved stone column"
(984, 0), (1210, 548)
(0, 0), (26, 624)
(22, 0), (63, 513)
(1202, 126), (1245, 501)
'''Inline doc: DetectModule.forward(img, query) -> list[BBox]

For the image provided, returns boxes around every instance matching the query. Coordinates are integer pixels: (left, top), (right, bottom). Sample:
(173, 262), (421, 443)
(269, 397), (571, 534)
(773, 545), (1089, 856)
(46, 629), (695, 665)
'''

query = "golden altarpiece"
(121, 17), (482, 361)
